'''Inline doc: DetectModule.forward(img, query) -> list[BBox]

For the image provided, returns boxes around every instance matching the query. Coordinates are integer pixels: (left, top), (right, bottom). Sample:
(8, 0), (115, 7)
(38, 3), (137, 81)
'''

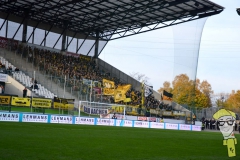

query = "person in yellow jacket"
(213, 109), (237, 157)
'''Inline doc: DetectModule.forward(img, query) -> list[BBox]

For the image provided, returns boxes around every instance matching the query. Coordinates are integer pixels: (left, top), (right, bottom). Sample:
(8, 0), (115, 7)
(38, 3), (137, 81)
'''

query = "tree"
(199, 80), (213, 107)
(129, 72), (150, 84)
(157, 81), (172, 93)
(225, 90), (240, 110)
(168, 74), (211, 108)
(171, 74), (193, 106)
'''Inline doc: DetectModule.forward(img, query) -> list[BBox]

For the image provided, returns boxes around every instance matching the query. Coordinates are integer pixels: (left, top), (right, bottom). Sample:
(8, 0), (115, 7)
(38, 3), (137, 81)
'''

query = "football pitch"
(0, 122), (239, 160)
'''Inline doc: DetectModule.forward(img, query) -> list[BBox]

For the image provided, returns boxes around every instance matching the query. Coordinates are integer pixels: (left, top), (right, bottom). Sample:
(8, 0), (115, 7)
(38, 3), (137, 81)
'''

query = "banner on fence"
(53, 97), (74, 109)
(0, 95), (11, 105)
(0, 36), (18, 49)
(83, 106), (108, 115)
(0, 113), (19, 121)
(32, 98), (52, 108)
(138, 116), (147, 121)
(148, 117), (156, 122)
(102, 79), (115, 95)
(111, 106), (124, 113)
(11, 97), (31, 107)
(0, 73), (8, 82)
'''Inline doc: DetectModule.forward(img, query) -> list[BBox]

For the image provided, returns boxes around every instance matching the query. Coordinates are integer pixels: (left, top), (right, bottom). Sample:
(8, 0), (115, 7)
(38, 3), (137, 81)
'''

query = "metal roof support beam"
(12, 17), (26, 40)
(0, 13), (9, 31)
(67, 32), (77, 49)
(22, 18), (28, 43)
(53, 29), (66, 49)
(86, 41), (96, 56)
(66, 36), (69, 50)
(32, 27), (34, 44)
(27, 21), (40, 43)
(94, 31), (99, 58)
(61, 30), (67, 51)
(76, 38), (78, 54)
(97, 41), (109, 57)
(40, 25), (54, 46)
(5, 20), (8, 38)
(44, 30), (47, 46)
(76, 34), (89, 53)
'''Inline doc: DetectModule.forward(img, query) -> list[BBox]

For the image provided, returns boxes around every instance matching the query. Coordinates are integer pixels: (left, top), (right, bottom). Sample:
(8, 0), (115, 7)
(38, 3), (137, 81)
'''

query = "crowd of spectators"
(15, 44), (163, 110)
(201, 117), (239, 132)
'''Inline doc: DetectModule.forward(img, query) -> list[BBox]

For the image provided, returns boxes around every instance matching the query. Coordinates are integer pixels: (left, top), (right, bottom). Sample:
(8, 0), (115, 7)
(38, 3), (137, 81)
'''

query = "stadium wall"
(0, 112), (202, 131)
(5, 75), (34, 97)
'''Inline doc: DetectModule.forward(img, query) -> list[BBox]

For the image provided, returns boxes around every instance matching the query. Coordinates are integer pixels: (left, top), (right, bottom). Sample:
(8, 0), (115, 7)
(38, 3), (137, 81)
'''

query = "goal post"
(78, 101), (126, 119)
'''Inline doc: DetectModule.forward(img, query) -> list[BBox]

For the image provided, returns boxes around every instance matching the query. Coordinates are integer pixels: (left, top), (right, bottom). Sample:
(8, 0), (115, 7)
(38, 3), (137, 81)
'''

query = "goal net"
(78, 101), (126, 119)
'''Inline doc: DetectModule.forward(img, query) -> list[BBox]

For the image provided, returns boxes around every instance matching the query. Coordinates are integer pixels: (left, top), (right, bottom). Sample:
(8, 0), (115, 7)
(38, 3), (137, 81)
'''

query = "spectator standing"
(234, 121), (238, 131)
(23, 87), (27, 97)
(0, 85), (4, 94)
(238, 121), (240, 133)
(160, 118), (164, 123)
(205, 119), (209, 129)
(212, 119), (216, 130)
(112, 113), (117, 119)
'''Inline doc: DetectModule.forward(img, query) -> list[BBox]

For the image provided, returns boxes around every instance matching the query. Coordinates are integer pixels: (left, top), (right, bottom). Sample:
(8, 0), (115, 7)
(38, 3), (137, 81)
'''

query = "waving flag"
(144, 84), (153, 97)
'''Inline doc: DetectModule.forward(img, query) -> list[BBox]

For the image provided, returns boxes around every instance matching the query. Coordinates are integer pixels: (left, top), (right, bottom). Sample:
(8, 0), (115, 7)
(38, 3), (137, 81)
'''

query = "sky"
(99, 0), (240, 95)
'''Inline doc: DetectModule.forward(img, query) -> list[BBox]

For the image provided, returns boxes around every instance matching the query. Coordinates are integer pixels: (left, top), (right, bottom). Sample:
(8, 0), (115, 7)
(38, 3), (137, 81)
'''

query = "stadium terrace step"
(0, 48), (78, 103)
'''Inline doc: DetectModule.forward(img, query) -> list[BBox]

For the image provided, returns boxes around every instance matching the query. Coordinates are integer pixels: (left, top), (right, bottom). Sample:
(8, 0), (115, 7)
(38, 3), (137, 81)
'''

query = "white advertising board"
(165, 123), (178, 130)
(151, 122), (164, 129)
(134, 121), (149, 128)
(123, 120), (133, 127)
(75, 117), (95, 125)
(0, 112), (19, 122)
(22, 114), (48, 123)
(96, 118), (114, 126)
(192, 125), (202, 131)
(116, 120), (133, 127)
(179, 124), (191, 131)
(51, 115), (72, 124)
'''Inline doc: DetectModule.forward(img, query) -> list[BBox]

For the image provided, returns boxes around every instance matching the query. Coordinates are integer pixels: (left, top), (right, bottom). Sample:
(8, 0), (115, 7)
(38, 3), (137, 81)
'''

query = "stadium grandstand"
(0, 0), (224, 120)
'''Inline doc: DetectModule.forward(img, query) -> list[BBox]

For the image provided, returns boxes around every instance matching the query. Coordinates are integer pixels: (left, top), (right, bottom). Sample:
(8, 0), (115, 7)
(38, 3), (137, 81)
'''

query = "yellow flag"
(103, 79), (115, 95)
(114, 84), (131, 102)
(124, 98), (131, 102)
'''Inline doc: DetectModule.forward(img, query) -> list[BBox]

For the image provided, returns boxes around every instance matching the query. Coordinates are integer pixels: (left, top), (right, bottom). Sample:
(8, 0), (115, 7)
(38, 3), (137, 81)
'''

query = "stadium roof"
(0, 0), (224, 41)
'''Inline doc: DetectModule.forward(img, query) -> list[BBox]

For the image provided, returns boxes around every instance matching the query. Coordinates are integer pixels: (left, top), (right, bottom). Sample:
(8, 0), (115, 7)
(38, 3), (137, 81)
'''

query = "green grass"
(0, 122), (239, 160)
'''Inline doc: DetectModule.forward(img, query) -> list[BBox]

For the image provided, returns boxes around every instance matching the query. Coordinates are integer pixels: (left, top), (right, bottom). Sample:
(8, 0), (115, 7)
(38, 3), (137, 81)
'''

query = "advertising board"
(22, 114), (48, 123)
(134, 121), (149, 128)
(96, 118), (114, 126)
(0, 112), (19, 121)
(179, 124), (191, 131)
(75, 117), (95, 125)
(151, 122), (164, 129)
(165, 123), (178, 130)
(51, 115), (72, 124)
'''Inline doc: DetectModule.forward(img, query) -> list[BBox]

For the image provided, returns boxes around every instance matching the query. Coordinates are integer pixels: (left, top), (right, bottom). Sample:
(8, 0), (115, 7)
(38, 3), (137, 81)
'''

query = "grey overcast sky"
(99, 0), (240, 94)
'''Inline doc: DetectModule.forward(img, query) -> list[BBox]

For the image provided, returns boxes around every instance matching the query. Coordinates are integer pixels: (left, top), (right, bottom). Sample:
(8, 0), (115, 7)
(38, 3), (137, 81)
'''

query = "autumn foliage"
(158, 74), (213, 108)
